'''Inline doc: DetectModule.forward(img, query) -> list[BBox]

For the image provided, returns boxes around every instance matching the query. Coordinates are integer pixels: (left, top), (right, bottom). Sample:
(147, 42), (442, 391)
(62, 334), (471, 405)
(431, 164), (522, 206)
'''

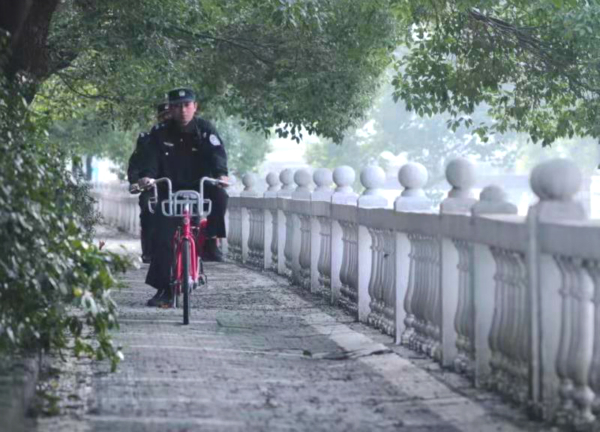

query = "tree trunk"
(85, 155), (93, 181)
(0, 0), (61, 101)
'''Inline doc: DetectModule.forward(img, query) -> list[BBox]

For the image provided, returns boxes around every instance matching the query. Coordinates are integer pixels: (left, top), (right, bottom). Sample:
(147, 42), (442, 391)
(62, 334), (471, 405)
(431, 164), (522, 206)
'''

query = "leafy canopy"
(42, 0), (399, 143)
(390, 0), (600, 146)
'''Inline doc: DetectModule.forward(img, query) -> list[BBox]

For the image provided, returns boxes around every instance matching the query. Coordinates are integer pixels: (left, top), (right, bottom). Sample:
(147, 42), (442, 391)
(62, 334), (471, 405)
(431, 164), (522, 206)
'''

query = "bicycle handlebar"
(143, 177), (222, 218)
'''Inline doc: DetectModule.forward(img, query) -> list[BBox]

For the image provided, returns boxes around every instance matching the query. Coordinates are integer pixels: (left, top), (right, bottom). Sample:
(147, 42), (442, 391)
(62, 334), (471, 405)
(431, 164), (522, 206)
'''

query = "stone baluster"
(440, 158), (477, 367)
(331, 166), (359, 313)
(277, 169), (295, 277)
(241, 174), (262, 268)
(411, 234), (434, 355)
(264, 172), (280, 271)
(356, 166), (391, 328)
(584, 261), (600, 420)
(291, 169), (312, 288)
(395, 163), (432, 346)
(527, 159), (592, 424)
(407, 234), (425, 351)
(426, 235), (442, 361)
(450, 185), (518, 382)
(227, 199), (242, 263)
(312, 168), (333, 299)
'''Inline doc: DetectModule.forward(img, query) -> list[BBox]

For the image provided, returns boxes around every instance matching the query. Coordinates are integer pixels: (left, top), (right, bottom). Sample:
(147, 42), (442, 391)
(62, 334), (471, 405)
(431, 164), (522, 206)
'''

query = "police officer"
(127, 102), (170, 263)
(138, 88), (229, 307)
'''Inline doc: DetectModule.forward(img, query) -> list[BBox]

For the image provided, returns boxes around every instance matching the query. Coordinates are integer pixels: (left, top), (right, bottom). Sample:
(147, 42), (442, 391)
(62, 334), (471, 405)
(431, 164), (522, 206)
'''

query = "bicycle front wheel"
(182, 238), (191, 325)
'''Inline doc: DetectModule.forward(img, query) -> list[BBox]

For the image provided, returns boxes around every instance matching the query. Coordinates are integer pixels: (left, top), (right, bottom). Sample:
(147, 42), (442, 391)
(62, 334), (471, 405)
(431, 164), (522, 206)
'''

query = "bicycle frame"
(143, 176), (226, 319)
(173, 205), (198, 295)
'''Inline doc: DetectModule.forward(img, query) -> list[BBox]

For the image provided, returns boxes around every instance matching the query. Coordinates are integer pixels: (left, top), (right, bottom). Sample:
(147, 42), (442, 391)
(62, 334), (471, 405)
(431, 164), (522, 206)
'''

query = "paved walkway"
(34, 228), (551, 432)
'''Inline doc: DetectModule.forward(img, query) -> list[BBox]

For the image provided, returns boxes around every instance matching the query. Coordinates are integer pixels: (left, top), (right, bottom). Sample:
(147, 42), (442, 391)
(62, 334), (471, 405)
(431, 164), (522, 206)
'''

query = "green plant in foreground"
(0, 34), (130, 371)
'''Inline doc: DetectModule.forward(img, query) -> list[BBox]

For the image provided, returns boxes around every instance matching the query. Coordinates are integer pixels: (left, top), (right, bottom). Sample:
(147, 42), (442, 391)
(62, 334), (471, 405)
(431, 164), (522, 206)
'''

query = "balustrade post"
(527, 159), (589, 422)
(311, 168), (333, 297)
(469, 186), (518, 386)
(330, 166), (358, 306)
(263, 172), (280, 270)
(394, 162), (432, 344)
(277, 169), (295, 276)
(291, 169), (312, 287)
(240, 173), (258, 263)
(358, 166), (388, 324)
(440, 158), (477, 368)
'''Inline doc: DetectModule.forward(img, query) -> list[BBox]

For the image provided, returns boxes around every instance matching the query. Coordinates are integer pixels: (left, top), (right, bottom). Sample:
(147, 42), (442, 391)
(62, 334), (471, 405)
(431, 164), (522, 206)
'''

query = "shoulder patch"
(209, 134), (221, 146)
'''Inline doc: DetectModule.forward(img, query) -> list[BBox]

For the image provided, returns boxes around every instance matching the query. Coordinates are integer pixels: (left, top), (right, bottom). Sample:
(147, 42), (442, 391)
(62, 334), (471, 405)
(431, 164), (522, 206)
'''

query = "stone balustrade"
(91, 182), (140, 234)
(226, 157), (600, 430)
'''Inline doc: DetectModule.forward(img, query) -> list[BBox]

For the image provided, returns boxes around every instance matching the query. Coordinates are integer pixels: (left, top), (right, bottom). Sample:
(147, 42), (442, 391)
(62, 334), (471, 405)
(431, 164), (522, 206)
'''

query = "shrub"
(0, 35), (129, 371)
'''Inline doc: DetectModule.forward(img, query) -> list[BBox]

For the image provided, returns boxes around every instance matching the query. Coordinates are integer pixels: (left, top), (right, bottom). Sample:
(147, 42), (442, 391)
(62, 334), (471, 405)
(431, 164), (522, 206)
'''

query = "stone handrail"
(91, 182), (140, 235)
(227, 158), (600, 429)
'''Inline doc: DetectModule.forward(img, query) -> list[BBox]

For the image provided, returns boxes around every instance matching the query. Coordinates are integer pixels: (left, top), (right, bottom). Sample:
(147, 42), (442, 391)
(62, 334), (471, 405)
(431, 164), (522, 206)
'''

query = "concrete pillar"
(330, 166), (357, 305)
(311, 168), (333, 295)
(263, 172), (280, 270)
(527, 159), (588, 419)
(357, 166), (388, 323)
(394, 162), (432, 343)
(440, 158), (477, 368)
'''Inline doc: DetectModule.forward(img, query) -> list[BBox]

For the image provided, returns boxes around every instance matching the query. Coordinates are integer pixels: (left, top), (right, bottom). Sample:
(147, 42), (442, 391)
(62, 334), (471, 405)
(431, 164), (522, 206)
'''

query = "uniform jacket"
(139, 117), (228, 191)
(127, 132), (151, 184)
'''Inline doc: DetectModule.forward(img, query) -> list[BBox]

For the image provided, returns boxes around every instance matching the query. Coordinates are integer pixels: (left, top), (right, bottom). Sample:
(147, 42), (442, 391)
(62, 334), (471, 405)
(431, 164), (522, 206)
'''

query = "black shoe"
(202, 238), (224, 262)
(146, 289), (171, 307)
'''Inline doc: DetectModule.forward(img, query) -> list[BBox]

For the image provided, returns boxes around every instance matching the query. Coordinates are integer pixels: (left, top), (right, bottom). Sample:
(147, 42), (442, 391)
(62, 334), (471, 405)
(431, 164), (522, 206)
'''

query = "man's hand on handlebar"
(129, 183), (140, 194)
(138, 177), (155, 189)
(217, 176), (230, 188)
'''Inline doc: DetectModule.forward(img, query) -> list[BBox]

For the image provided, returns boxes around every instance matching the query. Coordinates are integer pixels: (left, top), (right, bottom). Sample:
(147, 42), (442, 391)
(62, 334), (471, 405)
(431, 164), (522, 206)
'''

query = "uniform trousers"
(139, 191), (155, 258)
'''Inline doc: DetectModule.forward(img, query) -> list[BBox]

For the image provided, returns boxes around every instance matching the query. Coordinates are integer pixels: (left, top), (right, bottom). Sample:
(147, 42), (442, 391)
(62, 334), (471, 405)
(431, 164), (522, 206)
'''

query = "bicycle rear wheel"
(182, 239), (191, 325)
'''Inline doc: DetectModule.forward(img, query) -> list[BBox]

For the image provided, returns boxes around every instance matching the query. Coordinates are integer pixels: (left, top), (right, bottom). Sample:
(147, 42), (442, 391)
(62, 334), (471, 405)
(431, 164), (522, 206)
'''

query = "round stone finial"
(480, 185), (507, 202)
(530, 158), (582, 201)
(445, 158), (476, 190)
(280, 168), (294, 187)
(529, 163), (547, 200)
(313, 168), (333, 188)
(266, 172), (280, 188)
(294, 169), (312, 187)
(333, 166), (355, 188)
(360, 166), (385, 190)
(242, 173), (256, 189)
(398, 162), (428, 190)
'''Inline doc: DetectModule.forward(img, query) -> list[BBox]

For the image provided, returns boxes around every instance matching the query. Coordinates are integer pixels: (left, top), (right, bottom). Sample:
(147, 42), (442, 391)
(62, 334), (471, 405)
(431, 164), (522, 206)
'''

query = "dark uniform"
(139, 117), (229, 291)
(127, 131), (155, 260)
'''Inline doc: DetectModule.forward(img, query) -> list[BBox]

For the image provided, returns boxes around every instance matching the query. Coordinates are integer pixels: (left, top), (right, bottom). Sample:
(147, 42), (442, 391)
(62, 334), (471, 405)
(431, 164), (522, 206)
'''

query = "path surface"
(34, 227), (551, 432)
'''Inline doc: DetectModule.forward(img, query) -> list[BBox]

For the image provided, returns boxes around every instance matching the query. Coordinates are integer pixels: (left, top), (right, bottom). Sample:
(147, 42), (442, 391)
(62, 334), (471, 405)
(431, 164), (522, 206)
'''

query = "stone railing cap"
(398, 162), (428, 190)
(360, 166), (385, 190)
(313, 167), (333, 188)
(294, 169), (312, 187)
(530, 158), (581, 201)
(446, 158), (476, 190)
(333, 165), (355, 188)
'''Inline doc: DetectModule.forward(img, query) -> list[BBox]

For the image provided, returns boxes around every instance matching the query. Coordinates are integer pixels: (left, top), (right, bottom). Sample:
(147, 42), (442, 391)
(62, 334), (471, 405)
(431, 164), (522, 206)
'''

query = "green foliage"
(306, 80), (519, 187)
(390, 0), (600, 146)
(40, 0), (399, 143)
(0, 35), (129, 371)
(214, 115), (272, 176)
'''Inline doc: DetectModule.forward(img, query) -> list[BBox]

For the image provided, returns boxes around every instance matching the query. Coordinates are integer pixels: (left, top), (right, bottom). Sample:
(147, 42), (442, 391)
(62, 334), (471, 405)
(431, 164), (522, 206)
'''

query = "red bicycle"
(145, 177), (227, 325)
